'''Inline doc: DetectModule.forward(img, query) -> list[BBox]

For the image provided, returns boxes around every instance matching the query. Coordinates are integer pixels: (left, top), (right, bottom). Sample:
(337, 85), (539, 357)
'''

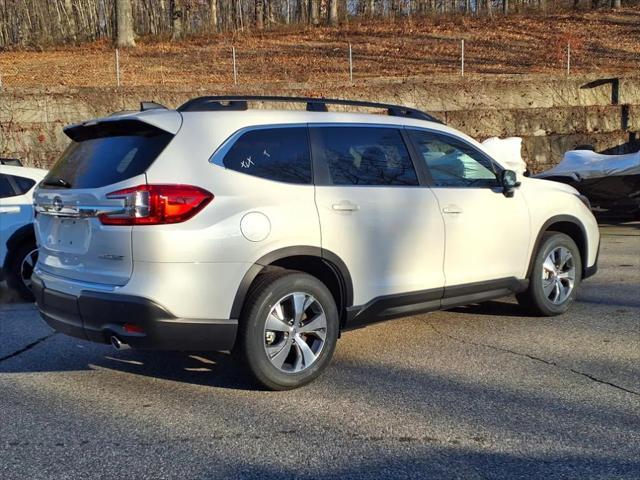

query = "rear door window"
(43, 120), (173, 189)
(222, 127), (312, 184)
(310, 126), (419, 186)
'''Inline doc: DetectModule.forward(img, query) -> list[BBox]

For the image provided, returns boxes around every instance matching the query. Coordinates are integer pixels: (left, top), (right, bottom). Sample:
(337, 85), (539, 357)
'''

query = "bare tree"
(256, 0), (265, 29)
(2, 0), (636, 49)
(210, 0), (218, 32)
(309, 0), (320, 25)
(115, 0), (135, 47)
(171, 0), (183, 40)
(63, 0), (77, 41)
(329, 0), (338, 25)
(540, 0), (547, 13)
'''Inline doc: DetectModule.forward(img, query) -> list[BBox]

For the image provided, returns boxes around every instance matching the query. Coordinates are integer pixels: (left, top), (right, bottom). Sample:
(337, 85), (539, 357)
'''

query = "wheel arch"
(527, 215), (589, 279)
(230, 246), (354, 327)
(3, 224), (35, 272)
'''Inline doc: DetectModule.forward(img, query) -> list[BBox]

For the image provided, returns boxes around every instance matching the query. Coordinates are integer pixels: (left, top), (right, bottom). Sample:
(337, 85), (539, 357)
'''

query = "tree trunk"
(171, 0), (183, 40)
(309, 0), (320, 25)
(256, 0), (264, 29)
(329, 0), (338, 25)
(390, 0), (402, 17)
(115, 0), (135, 47)
(367, 0), (375, 17)
(612, 0), (621, 8)
(209, 0), (218, 32)
(64, 0), (77, 41)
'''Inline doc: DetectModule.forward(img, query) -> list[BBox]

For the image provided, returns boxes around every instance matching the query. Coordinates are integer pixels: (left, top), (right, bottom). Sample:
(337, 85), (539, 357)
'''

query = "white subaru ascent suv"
(32, 97), (599, 390)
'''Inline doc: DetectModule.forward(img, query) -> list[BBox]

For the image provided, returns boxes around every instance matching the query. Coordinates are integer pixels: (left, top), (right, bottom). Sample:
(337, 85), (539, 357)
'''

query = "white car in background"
(0, 162), (47, 300)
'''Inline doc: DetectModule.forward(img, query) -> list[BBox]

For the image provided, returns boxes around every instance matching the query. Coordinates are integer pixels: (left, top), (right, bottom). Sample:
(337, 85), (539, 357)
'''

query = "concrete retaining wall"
(1, 74), (639, 171)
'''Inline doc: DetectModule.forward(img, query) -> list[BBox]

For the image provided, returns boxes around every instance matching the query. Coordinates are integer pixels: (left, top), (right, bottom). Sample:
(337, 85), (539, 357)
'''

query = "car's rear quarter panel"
(129, 112), (321, 319)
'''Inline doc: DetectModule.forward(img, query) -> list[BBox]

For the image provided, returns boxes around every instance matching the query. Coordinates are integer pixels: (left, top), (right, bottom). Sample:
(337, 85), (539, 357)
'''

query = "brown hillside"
(1, 7), (640, 88)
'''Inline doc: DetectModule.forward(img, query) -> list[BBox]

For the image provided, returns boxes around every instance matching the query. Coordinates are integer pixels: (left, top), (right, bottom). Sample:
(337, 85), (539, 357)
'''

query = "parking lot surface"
(1, 224), (638, 480)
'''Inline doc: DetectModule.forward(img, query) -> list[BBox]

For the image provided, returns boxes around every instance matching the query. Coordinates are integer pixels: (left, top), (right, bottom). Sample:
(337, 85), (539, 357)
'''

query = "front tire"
(237, 270), (339, 390)
(517, 232), (582, 316)
(7, 242), (38, 302)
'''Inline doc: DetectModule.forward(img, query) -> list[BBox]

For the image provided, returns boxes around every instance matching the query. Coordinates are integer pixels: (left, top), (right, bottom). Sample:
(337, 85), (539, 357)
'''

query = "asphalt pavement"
(0, 224), (638, 479)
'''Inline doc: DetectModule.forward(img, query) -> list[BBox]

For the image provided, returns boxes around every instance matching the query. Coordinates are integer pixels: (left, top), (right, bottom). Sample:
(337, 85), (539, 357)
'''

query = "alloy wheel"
(542, 246), (576, 305)
(263, 292), (327, 373)
(20, 248), (38, 291)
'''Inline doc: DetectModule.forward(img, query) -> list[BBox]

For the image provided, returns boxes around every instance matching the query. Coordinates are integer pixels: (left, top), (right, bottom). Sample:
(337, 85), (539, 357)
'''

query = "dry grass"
(2, 7), (640, 87)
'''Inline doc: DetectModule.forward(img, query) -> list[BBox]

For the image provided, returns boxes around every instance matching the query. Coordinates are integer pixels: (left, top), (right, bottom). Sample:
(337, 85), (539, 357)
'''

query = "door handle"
(0, 206), (20, 214)
(332, 201), (359, 212)
(442, 206), (463, 215)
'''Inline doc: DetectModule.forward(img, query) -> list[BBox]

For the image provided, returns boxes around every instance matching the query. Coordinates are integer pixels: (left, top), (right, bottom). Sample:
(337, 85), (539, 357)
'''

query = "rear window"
(0, 175), (15, 198)
(11, 175), (36, 194)
(43, 120), (173, 189)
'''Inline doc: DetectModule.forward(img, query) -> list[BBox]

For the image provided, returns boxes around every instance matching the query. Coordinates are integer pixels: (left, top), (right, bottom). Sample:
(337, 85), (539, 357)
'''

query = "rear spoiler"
(63, 109), (182, 141)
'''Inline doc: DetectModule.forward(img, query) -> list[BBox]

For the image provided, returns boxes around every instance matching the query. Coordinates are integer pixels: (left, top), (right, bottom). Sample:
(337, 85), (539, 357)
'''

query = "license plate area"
(45, 217), (91, 254)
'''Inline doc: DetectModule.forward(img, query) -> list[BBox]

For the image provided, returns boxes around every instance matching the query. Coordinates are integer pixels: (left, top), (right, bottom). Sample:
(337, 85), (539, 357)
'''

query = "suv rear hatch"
(34, 113), (181, 285)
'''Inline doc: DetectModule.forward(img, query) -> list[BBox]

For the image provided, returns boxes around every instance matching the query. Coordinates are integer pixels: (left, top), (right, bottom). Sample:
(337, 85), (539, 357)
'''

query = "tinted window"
(222, 127), (311, 184)
(409, 130), (498, 188)
(311, 127), (418, 186)
(43, 120), (173, 189)
(0, 175), (16, 198)
(10, 175), (36, 194)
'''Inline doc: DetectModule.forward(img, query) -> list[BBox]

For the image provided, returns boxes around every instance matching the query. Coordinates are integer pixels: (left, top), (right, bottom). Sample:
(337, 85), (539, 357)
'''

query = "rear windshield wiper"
(42, 177), (72, 189)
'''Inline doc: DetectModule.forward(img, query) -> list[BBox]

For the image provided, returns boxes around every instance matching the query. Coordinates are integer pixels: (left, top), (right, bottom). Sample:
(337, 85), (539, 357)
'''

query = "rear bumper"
(32, 274), (237, 351)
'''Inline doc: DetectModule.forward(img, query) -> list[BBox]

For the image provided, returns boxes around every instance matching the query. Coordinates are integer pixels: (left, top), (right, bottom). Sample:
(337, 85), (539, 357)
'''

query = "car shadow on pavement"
(215, 450), (640, 480)
(0, 332), (262, 391)
(447, 299), (534, 318)
(98, 349), (262, 390)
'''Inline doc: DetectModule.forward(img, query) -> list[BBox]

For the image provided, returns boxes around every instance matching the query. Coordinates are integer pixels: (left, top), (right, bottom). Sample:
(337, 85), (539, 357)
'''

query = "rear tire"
(517, 232), (582, 316)
(7, 241), (38, 302)
(237, 270), (339, 390)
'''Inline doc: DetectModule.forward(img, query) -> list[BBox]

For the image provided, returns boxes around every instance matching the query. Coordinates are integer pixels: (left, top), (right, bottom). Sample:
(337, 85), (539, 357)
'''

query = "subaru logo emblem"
(53, 196), (63, 212)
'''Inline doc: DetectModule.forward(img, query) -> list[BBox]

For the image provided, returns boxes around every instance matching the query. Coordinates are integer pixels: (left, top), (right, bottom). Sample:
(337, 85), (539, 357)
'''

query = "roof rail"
(176, 96), (441, 123)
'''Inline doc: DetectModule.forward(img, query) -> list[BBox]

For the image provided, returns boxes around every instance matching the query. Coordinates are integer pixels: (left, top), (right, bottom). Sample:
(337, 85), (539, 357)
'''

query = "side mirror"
(501, 170), (521, 197)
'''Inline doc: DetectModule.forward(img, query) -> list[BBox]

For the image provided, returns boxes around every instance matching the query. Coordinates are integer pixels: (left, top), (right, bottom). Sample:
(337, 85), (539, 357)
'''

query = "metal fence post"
(349, 43), (353, 82)
(232, 46), (238, 85)
(461, 39), (465, 77)
(115, 48), (121, 87)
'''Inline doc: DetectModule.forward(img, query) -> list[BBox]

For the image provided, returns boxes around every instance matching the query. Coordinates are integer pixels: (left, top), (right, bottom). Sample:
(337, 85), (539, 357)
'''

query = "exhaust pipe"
(110, 336), (130, 351)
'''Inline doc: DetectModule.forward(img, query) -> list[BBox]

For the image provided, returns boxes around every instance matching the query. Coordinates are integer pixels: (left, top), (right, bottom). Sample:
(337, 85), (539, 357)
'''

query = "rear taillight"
(99, 184), (213, 226)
